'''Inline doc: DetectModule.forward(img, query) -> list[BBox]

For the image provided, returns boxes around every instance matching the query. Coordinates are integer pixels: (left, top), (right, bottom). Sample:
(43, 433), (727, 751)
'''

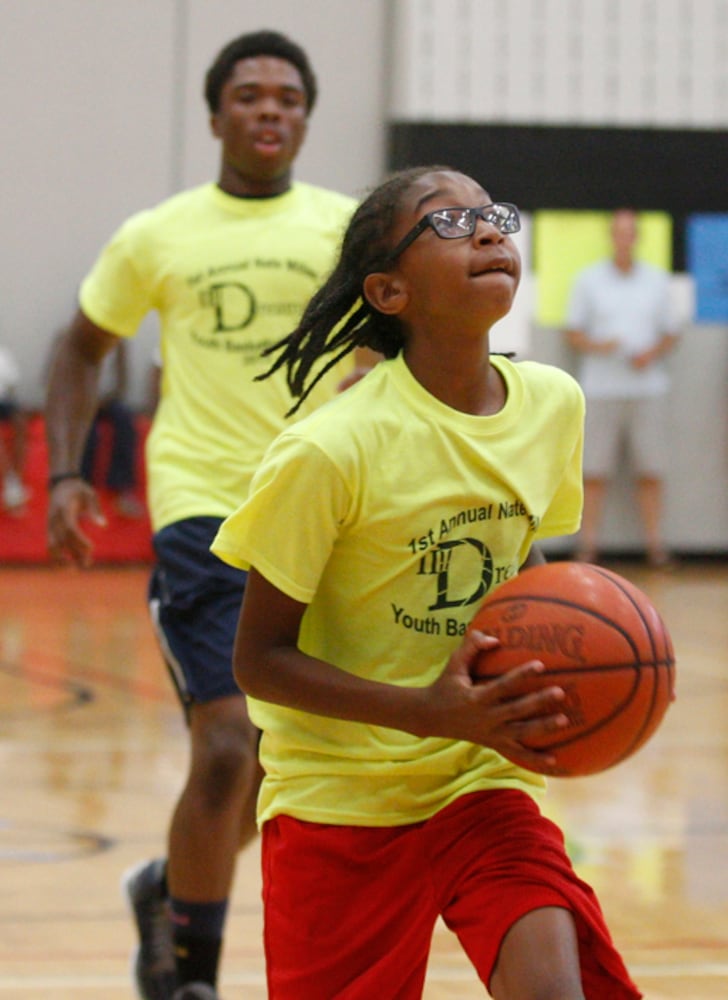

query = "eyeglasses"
(386, 203), (521, 263)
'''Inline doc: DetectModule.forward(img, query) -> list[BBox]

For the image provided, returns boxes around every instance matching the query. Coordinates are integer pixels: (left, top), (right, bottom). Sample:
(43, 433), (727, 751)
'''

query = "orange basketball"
(469, 561), (675, 776)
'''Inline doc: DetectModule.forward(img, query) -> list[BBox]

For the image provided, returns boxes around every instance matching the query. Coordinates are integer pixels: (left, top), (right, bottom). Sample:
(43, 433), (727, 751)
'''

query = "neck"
(403, 336), (506, 416)
(217, 164), (293, 198)
(613, 252), (634, 273)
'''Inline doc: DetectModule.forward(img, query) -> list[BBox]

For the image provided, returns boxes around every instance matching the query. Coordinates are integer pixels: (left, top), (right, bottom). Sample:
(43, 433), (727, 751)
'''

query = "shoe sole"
(120, 861), (162, 1000)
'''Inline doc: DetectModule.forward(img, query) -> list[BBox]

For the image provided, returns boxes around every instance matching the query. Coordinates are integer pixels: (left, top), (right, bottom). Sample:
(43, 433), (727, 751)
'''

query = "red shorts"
(261, 789), (641, 999)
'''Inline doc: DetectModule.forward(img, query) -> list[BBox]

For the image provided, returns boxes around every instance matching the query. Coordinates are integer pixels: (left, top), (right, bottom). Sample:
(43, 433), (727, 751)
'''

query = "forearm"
(46, 343), (101, 474)
(652, 332), (679, 360)
(564, 328), (613, 354)
(235, 642), (429, 734)
(235, 567), (433, 732)
(45, 318), (119, 475)
(631, 331), (679, 368)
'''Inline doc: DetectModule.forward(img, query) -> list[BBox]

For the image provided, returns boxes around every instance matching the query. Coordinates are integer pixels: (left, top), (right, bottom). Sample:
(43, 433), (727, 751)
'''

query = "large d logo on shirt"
(422, 539), (494, 610)
(206, 282), (256, 331)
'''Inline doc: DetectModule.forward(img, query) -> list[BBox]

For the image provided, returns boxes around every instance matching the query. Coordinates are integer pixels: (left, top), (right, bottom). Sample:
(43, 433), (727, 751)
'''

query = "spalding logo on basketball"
(469, 561), (675, 776)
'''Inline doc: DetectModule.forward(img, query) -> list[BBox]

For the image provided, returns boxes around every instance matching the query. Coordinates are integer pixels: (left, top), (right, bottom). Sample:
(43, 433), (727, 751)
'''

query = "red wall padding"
(1, 415), (153, 564)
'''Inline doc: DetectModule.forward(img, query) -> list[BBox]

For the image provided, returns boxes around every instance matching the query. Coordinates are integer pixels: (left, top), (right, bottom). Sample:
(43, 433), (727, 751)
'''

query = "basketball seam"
(478, 593), (642, 662)
(589, 566), (675, 762)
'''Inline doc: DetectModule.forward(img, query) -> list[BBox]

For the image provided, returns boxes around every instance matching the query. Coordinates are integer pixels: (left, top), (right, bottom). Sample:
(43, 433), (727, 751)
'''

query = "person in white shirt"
(564, 209), (679, 568)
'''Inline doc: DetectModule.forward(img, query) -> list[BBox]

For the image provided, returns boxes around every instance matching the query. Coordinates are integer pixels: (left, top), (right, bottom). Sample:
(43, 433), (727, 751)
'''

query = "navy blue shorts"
(148, 517), (248, 708)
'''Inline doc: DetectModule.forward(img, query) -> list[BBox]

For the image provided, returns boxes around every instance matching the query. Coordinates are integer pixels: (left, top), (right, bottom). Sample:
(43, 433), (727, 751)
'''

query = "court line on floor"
(1, 961), (728, 990)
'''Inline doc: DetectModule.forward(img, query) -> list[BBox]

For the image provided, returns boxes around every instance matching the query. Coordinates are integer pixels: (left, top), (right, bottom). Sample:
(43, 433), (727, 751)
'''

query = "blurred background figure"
(80, 341), (144, 519)
(0, 342), (29, 513)
(564, 208), (680, 569)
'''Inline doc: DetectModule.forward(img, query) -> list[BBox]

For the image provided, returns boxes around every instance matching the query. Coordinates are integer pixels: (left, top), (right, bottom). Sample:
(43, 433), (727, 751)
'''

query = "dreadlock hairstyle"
(259, 165), (454, 414)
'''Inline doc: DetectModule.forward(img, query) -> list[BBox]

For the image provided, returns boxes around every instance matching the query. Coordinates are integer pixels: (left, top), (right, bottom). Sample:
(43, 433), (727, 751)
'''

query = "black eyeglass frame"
(385, 202), (521, 264)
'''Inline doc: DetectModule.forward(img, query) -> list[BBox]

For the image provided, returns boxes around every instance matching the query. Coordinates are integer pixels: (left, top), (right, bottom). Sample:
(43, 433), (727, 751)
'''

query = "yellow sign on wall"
(533, 211), (673, 327)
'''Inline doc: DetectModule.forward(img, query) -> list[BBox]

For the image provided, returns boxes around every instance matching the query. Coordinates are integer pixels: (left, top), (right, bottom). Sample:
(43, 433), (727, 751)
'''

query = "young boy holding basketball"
(212, 167), (642, 998)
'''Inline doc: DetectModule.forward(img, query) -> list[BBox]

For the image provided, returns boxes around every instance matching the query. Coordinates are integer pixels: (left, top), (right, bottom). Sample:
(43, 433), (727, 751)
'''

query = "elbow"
(232, 642), (274, 701)
(233, 654), (257, 697)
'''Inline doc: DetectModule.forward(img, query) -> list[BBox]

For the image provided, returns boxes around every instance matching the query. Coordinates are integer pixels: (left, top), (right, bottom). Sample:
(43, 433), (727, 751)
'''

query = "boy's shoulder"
(291, 181), (358, 222)
(110, 183), (216, 238)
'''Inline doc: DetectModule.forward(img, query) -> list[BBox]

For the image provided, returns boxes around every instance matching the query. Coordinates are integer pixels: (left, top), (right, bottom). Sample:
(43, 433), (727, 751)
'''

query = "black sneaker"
(122, 858), (178, 999)
(172, 984), (220, 1000)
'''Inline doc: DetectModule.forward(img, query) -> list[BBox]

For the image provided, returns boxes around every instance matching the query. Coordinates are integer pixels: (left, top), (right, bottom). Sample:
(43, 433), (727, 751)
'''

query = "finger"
(501, 745), (560, 772)
(459, 628), (500, 665)
(66, 521), (95, 567)
(496, 682), (567, 719)
(506, 704), (570, 738)
(69, 487), (107, 527)
(473, 658), (549, 700)
(84, 493), (107, 527)
(51, 534), (93, 568)
(48, 515), (95, 568)
(444, 629), (501, 680)
(499, 711), (572, 772)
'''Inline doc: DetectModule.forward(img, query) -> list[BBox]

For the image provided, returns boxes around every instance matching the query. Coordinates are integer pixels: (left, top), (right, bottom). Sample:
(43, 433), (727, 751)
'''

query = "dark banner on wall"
(388, 123), (728, 271)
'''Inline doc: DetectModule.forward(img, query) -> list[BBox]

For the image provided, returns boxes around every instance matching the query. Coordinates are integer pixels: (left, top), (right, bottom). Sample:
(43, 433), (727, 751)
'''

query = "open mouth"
(253, 130), (284, 153)
(471, 263), (512, 278)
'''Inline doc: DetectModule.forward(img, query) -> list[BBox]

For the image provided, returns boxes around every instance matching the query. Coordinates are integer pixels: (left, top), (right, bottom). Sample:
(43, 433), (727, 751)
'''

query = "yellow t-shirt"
(80, 181), (356, 530)
(212, 354), (585, 827)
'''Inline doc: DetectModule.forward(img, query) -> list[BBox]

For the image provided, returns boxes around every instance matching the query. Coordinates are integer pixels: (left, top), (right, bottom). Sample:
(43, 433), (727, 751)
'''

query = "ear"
(362, 272), (409, 316)
(210, 113), (222, 139)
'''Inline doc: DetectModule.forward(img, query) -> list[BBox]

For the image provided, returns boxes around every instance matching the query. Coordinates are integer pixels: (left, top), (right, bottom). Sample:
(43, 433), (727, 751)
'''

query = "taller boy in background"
(45, 30), (357, 1000)
(564, 209), (679, 568)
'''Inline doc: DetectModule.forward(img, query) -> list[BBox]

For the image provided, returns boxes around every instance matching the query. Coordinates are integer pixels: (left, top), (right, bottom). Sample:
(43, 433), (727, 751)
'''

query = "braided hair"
(259, 165), (453, 414)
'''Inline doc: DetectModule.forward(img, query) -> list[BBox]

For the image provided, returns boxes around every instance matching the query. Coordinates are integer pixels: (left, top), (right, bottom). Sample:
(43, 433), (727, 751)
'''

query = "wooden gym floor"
(1, 559), (727, 998)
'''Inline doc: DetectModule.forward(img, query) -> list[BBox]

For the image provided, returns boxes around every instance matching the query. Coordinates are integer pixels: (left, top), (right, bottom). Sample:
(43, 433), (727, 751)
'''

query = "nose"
(473, 218), (504, 243)
(257, 96), (282, 120)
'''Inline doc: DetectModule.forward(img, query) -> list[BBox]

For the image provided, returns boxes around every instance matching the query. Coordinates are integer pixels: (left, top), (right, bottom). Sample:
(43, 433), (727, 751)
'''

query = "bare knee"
(490, 907), (585, 1000)
(188, 696), (260, 811)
